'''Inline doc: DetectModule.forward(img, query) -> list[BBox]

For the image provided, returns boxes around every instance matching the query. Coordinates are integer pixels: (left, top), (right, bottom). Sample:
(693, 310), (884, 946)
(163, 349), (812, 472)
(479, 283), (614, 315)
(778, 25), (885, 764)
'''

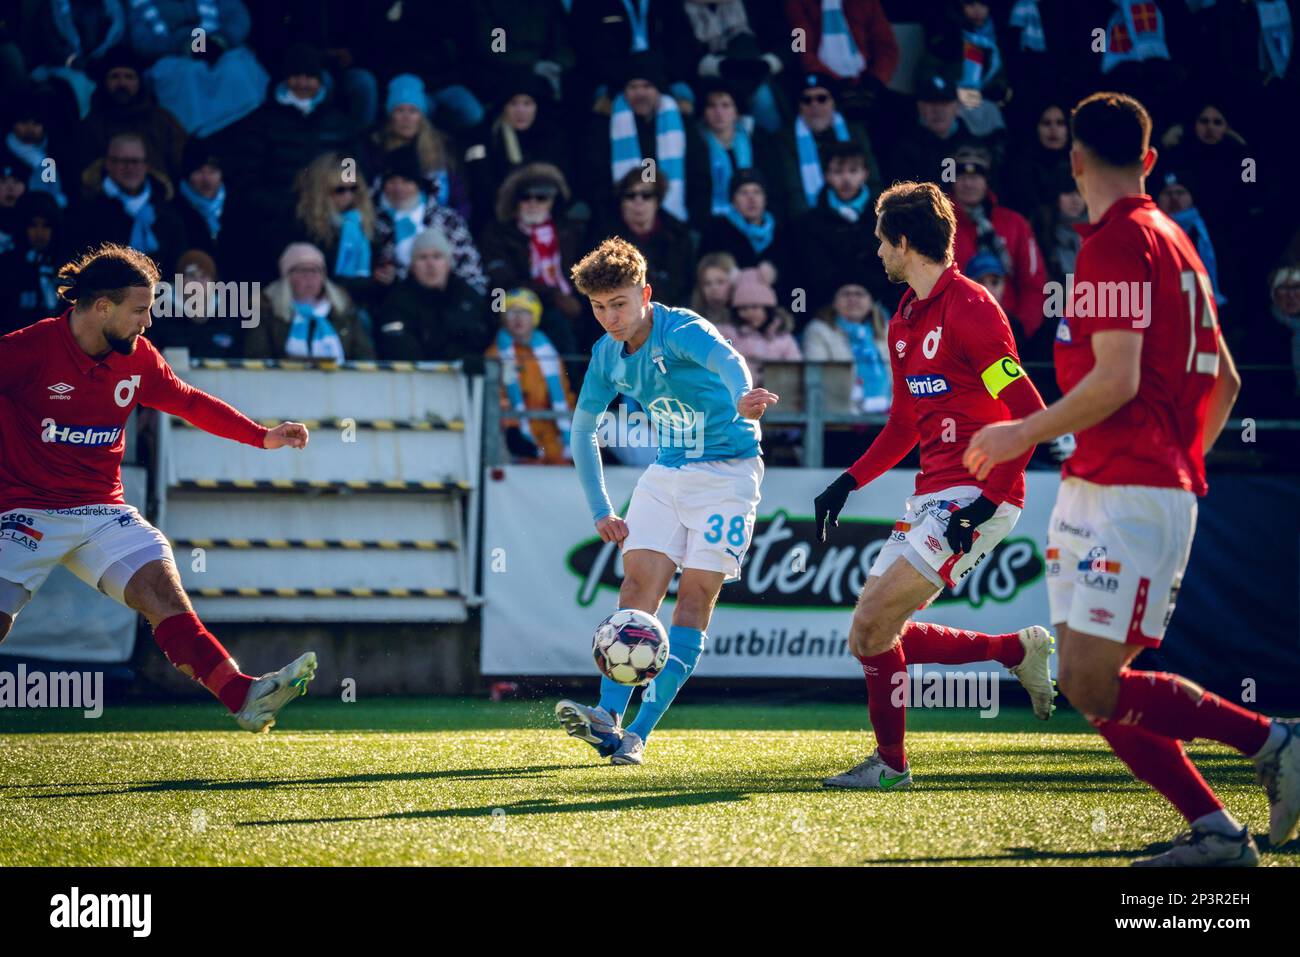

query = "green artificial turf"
(2, 698), (1294, 866)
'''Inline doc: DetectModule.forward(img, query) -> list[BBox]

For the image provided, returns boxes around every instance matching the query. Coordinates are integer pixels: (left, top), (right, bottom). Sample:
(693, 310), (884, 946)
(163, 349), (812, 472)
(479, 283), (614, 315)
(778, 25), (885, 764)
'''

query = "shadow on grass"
(878, 831), (1300, 864)
(4, 764), (581, 799)
(234, 789), (752, 827)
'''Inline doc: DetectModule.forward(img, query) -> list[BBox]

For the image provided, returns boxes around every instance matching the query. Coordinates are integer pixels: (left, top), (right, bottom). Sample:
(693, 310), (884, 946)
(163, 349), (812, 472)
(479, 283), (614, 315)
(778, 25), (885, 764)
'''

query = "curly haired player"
(553, 237), (777, 765)
(0, 244), (317, 731)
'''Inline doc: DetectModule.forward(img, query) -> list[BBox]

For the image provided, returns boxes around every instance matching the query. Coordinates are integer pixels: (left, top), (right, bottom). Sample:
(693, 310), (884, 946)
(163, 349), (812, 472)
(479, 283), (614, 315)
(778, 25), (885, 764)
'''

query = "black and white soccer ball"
(592, 609), (670, 686)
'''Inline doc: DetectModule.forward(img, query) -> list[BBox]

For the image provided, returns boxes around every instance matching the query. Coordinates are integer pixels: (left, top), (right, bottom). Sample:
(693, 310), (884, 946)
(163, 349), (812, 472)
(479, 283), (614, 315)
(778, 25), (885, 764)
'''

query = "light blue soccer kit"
(571, 302), (764, 738)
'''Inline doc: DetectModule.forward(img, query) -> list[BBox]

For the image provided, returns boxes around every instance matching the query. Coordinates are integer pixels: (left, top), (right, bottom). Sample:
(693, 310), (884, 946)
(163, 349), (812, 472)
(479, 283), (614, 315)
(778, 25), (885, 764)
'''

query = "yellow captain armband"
(981, 356), (1025, 399)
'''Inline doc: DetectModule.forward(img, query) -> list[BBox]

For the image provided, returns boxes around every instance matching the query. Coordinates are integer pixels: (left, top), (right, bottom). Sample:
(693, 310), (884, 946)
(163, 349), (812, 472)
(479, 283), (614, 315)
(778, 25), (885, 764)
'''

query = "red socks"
(1114, 670), (1272, 756)
(153, 612), (253, 713)
(899, 622), (1025, 668)
(1091, 716), (1223, 822)
(860, 644), (908, 770)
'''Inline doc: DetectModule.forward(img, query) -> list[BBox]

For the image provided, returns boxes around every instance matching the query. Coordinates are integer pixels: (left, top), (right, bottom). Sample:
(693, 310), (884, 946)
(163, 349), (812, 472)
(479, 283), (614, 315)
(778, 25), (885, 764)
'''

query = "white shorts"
(0, 504), (173, 616)
(623, 456), (764, 582)
(869, 484), (1023, 596)
(1046, 478), (1196, 647)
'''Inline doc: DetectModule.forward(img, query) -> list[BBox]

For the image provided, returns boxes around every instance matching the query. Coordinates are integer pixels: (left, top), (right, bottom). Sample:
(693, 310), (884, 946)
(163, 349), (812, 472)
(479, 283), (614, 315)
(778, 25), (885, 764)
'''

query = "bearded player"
(965, 93), (1300, 865)
(0, 244), (317, 731)
(554, 237), (777, 766)
(812, 181), (1057, 791)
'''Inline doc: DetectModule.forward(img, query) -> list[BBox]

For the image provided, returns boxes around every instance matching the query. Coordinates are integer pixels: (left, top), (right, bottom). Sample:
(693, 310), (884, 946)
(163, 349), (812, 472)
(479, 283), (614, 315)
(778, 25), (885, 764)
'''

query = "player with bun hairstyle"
(0, 243), (318, 732)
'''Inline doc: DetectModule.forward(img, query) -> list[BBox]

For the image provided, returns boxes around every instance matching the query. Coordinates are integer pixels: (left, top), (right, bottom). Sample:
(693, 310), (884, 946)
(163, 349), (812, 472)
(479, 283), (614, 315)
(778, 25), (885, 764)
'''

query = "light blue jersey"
(572, 302), (761, 521)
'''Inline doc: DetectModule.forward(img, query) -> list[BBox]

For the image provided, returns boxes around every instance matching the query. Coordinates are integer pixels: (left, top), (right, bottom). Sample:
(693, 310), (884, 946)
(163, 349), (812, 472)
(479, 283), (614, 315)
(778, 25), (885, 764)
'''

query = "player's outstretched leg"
(127, 560), (317, 732)
(899, 621), (1057, 719)
(616, 625), (708, 765)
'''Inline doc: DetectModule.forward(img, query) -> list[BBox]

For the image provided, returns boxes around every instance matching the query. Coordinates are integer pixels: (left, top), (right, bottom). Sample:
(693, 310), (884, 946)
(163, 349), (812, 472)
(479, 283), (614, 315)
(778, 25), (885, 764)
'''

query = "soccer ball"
(592, 609), (670, 686)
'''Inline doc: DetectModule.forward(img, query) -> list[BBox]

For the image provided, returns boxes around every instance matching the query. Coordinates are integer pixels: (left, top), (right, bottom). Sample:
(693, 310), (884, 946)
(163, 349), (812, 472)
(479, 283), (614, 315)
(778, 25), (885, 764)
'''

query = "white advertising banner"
(482, 466), (1059, 678)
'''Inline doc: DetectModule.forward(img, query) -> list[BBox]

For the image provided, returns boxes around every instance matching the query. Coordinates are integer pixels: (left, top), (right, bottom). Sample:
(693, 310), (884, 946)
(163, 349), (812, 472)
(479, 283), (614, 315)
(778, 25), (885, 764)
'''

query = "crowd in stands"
(1, 1), (1297, 467)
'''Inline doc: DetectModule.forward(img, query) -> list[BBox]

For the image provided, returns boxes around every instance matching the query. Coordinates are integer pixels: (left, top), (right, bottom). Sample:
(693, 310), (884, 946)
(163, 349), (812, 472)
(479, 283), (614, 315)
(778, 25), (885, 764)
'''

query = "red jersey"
(1054, 196), (1220, 495)
(849, 264), (1041, 507)
(0, 311), (269, 508)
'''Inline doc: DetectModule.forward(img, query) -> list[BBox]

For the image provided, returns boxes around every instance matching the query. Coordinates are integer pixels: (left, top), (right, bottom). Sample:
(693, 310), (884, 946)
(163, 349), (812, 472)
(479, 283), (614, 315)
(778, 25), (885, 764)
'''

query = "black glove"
(944, 495), (998, 555)
(813, 472), (858, 543)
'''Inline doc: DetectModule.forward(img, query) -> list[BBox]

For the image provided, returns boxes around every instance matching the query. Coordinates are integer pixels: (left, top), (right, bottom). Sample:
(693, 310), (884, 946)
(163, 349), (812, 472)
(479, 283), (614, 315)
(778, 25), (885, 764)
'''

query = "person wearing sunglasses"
(480, 163), (587, 354)
(596, 167), (693, 310)
(778, 71), (879, 216)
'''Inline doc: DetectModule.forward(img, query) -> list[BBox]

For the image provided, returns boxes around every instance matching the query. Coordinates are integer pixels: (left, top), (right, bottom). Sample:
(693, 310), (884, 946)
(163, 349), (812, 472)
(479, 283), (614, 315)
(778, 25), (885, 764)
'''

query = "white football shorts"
(622, 456), (764, 582)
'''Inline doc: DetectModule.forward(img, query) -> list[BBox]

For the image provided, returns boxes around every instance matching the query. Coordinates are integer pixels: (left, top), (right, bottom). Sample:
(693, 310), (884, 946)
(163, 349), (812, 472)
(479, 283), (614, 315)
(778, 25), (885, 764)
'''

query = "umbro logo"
(47, 382), (74, 399)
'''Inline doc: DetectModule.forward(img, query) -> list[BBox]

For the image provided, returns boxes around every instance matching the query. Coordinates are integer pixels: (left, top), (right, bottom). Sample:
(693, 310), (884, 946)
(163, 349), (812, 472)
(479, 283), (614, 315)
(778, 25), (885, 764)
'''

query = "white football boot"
(610, 731), (645, 765)
(554, 700), (624, 758)
(1255, 717), (1300, 847)
(1131, 827), (1260, 867)
(1008, 625), (1057, 720)
(822, 750), (912, 790)
(234, 651), (317, 732)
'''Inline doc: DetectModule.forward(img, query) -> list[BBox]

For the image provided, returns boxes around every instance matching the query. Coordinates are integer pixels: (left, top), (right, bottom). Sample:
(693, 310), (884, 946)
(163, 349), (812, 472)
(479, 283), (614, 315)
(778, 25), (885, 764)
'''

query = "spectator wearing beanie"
(801, 279), (892, 414)
(791, 140), (892, 315)
(1153, 166), (1227, 307)
(221, 42), (361, 233)
(248, 241), (374, 360)
(965, 249), (1008, 308)
(699, 168), (792, 297)
(373, 142), (486, 294)
(464, 67), (573, 229)
(4, 85), (76, 210)
(374, 228), (490, 363)
(479, 162), (585, 355)
(714, 267), (802, 386)
(948, 144), (1046, 344)
(485, 287), (576, 465)
(579, 50), (710, 228)
(598, 167), (694, 312)
(76, 131), (190, 274)
(147, 249), (244, 358)
(79, 46), (187, 183)
(125, 0), (268, 137)
(367, 74), (471, 222)
(776, 71), (881, 217)
(0, 190), (65, 335)
(171, 138), (229, 261)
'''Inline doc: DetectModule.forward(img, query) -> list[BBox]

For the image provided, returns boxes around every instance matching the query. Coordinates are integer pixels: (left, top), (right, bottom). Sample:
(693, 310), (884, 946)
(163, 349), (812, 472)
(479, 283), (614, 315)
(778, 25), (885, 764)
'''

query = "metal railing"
(481, 357), (1300, 468)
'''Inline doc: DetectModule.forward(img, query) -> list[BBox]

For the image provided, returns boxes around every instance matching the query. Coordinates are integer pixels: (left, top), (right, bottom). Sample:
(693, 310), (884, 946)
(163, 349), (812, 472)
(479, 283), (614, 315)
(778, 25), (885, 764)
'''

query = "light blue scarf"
(704, 125), (753, 216)
(611, 92), (687, 220)
(826, 184), (870, 222)
(496, 325), (571, 450)
(1257, 0), (1293, 80)
(961, 21), (1002, 90)
(723, 206), (775, 254)
(796, 112), (850, 207)
(837, 316), (890, 411)
(1101, 1), (1169, 74)
(818, 0), (866, 78)
(333, 208), (372, 277)
(620, 0), (651, 52)
(286, 299), (345, 360)
(101, 176), (158, 253)
(1009, 0), (1046, 52)
(179, 180), (225, 240)
(1170, 207), (1226, 305)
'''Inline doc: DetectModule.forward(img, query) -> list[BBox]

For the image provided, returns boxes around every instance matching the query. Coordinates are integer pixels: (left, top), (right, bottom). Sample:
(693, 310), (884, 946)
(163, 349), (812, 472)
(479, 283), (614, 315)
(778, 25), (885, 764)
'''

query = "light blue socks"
(626, 626), (706, 741)
(597, 676), (634, 719)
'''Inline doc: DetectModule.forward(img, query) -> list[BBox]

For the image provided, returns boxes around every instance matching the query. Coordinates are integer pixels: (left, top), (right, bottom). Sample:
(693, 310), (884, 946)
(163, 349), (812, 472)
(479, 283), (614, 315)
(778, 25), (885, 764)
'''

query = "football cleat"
(234, 651), (317, 733)
(1131, 826), (1260, 867)
(610, 731), (645, 765)
(1008, 625), (1057, 720)
(554, 700), (624, 758)
(1256, 717), (1300, 847)
(822, 751), (912, 790)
